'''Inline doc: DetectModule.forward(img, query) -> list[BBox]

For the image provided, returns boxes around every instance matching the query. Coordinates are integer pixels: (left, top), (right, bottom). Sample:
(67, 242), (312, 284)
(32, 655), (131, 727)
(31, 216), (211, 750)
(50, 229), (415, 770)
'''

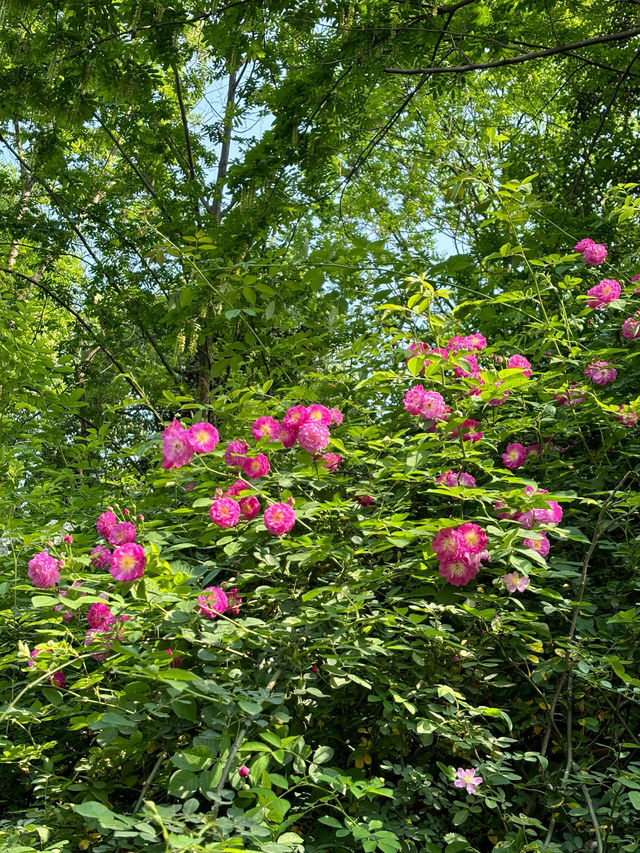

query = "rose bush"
(2, 235), (640, 853)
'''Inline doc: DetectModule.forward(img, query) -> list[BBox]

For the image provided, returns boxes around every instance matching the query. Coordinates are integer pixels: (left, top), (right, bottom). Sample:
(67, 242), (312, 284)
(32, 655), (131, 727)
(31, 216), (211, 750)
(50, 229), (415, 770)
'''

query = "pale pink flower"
(523, 533), (550, 557)
(622, 314), (640, 340)
(298, 422), (330, 453)
(328, 407), (343, 426)
(582, 243), (607, 265)
(306, 404), (332, 425)
(278, 424), (298, 448)
(502, 442), (527, 469)
(96, 510), (117, 539)
(501, 572), (530, 593)
(242, 453), (270, 480)
(107, 522), (137, 546)
(110, 543), (146, 582)
(197, 586), (228, 619)
(617, 405), (638, 427)
(209, 497), (241, 528)
(251, 416), (280, 442)
(264, 502), (296, 536)
(283, 406), (309, 428)
(161, 419), (194, 470)
(454, 767), (483, 794)
(587, 279), (620, 309)
(439, 556), (480, 586)
(87, 602), (114, 629)
(224, 440), (250, 467)
(321, 452), (342, 472)
(239, 495), (260, 520)
(419, 390), (446, 420)
(403, 384), (425, 415)
(574, 238), (594, 253)
(28, 551), (60, 588)
(188, 422), (219, 452)
(508, 354), (532, 377)
(585, 361), (616, 385)
(432, 527), (464, 562)
(457, 523), (488, 554)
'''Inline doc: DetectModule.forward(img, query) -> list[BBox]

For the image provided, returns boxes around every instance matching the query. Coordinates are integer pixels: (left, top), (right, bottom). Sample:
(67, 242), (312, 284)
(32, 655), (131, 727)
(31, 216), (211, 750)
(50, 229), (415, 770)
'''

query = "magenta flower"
(209, 497), (241, 528)
(161, 420), (195, 470)
(28, 551), (60, 588)
(502, 442), (527, 469)
(224, 440), (250, 467)
(436, 470), (476, 488)
(403, 384), (425, 415)
(587, 279), (620, 309)
(239, 495), (260, 520)
(188, 422), (220, 453)
(353, 494), (373, 506)
(50, 672), (66, 689)
(617, 405), (638, 427)
(432, 527), (464, 562)
(585, 361), (616, 385)
(523, 533), (550, 557)
(457, 523), (488, 554)
(526, 444), (541, 458)
(278, 425), (298, 447)
(107, 522), (137, 547)
(224, 479), (249, 497)
(239, 764), (250, 778)
(306, 404), (332, 425)
(242, 453), (270, 480)
(298, 422), (330, 453)
(283, 405), (309, 428)
(507, 354), (532, 377)
(110, 543), (146, 582)
(328, 407), (343, 426)
(453, 354), (480, 379)
(501, 572), (531, 593)
(622, 314), (640, 340)
(264, 502), (296, 536)
(197, 586), (228, 619)
(63, 534), (73, 544)
(419, 390), (446, 420)
(450, 418), (483, 442)
(454, 767), (483, 794)
(439, 556), (480, 586)
(574, 238), (594, 253)
(321, 452), (341, 472)
(96, 510), (117, 539)
(87, 602), (114, 629)
(252, 416), (280, 442)
(582, 242), (607, 265)
(226, 587), (243, 615)
(90, 544), (113, 570)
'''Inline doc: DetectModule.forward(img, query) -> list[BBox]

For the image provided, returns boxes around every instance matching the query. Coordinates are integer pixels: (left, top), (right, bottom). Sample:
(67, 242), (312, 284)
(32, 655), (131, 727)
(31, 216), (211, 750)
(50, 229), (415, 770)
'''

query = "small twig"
(132, 751), (167, 814)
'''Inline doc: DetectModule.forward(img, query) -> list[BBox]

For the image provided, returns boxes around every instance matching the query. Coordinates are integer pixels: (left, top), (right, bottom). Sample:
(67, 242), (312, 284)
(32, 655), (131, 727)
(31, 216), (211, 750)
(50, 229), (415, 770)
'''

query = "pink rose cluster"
(403, 385), (450, 429)
(495, 486), (562, 565)
(407, 332), (487, 372)
(574, 238), (607, 266)
(162, 420), (220, 470)
(94, 509), (146, 582)
(431, 523), (490, 587)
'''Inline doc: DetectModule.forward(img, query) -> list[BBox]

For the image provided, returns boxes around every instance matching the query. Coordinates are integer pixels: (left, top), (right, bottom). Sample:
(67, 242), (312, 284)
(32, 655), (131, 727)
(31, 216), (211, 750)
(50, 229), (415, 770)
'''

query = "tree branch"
(384, 26), (640, 74)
